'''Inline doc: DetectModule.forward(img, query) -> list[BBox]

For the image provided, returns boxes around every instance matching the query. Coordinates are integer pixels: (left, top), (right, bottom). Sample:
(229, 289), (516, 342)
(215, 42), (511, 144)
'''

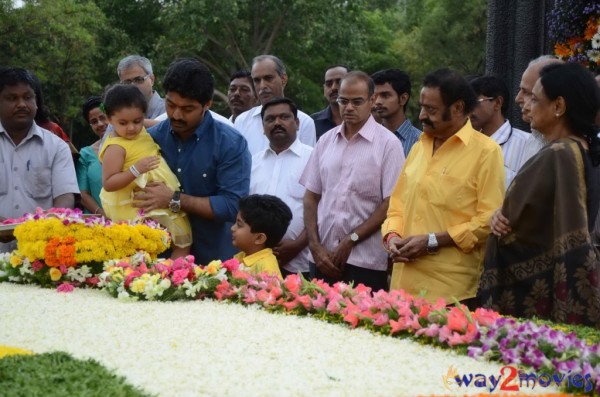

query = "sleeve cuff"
(447, 224), (477, 253)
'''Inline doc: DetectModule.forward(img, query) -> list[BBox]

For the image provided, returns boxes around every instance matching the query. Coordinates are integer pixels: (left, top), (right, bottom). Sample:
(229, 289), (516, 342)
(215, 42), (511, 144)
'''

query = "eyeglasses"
(337, 97), (368, 107)
(477, 97), (495, 102)
(89, 115), (108, 126)
(120, 74), (151, 85)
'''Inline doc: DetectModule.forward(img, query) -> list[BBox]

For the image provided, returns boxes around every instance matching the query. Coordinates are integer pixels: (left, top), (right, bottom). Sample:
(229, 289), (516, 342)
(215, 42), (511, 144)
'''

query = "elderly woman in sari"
(478, 62), (600, 326)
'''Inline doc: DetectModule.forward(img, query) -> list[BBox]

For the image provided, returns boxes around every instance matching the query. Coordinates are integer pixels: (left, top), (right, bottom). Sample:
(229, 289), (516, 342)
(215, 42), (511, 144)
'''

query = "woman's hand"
(491, 208), (511, 237)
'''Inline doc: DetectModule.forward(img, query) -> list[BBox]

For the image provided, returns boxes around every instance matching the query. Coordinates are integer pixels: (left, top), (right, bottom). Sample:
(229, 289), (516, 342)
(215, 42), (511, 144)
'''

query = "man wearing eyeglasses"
(311, 65), (349, 140)
(382, 68), (504, 306)
(301, 71), (405, 292)
(469, 75), (528, 189)
(117, 55), (165, 119)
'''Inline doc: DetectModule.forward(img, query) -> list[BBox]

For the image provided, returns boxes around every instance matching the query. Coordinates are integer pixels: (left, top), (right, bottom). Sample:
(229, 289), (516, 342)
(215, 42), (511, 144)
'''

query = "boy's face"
(230, 211), (264, 253)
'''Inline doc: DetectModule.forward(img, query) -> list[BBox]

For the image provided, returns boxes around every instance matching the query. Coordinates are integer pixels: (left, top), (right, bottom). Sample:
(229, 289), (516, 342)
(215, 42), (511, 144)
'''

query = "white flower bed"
(0, 284), (559, 396)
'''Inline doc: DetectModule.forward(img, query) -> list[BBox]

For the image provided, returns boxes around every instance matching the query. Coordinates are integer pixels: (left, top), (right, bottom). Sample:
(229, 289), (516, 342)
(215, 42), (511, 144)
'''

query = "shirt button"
(178, 148), (181, 152)
(13, 167), (17, 171)
(15, 204), (19, 209)
(203, 173), (207, 177)
(177, 168), (181, 172)
(14, 186), (18, 190)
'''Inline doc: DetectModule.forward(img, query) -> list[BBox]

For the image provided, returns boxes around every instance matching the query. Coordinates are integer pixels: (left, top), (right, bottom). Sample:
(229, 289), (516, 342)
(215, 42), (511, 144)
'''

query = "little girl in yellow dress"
(99, 85), (191, 258)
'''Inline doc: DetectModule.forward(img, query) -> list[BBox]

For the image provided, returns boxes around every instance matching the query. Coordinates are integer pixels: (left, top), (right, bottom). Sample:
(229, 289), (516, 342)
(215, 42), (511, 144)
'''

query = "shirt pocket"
(350, 169), (381, 200)
(427, 174), (467, 210)
(287, 180), (306, 200)
(24, 166), (52, 199)
(0, 160), (7, 195)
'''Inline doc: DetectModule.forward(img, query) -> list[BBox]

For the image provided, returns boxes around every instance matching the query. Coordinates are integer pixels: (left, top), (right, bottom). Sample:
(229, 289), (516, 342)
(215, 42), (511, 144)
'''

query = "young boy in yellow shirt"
(231, 194), (292, 280)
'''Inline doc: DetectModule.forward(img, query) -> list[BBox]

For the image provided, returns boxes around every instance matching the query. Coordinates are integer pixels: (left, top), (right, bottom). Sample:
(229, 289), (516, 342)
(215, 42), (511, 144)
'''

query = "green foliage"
(0, 351), (153, 397)
(392, 0), (487, 121)
(0, 0), (488, 139)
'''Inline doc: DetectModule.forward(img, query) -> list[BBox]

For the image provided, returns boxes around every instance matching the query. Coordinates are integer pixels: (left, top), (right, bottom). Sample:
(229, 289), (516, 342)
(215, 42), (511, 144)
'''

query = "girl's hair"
(102, 84), (148, 117)
(539, 62), (600, 166)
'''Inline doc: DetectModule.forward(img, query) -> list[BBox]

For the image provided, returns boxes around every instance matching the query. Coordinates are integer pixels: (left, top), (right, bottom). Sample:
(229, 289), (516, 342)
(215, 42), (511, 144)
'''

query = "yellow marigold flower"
(49, 268), (62, 281)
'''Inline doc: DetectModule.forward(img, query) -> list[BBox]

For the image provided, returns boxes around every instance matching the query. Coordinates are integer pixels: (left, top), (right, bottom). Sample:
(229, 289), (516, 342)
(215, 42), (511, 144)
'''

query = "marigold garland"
(0, 208), (170, 288)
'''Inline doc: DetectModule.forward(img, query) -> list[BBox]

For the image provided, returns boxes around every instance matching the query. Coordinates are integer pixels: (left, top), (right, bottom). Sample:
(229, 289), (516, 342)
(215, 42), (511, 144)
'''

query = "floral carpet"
(0, 283), (563, 397)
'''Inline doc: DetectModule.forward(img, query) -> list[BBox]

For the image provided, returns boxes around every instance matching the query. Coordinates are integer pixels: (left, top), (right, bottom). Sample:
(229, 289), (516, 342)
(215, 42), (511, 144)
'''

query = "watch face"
(350, 233), (359, 242)
(169, 201), (181, 213)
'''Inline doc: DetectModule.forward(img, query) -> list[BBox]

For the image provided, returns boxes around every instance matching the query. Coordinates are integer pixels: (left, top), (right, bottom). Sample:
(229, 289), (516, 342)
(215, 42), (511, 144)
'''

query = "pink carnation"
(57, 282), (74, 293)
(171, 268), (190, 286)
(222, 258), (241, 272)
(31, 260), (44, 272)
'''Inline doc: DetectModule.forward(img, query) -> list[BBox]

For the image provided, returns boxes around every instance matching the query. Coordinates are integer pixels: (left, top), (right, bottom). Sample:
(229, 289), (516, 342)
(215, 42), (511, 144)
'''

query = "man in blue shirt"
(371, 69), (422, 157)
(311, 65), (348, 140)
(137, 58), (251, 264)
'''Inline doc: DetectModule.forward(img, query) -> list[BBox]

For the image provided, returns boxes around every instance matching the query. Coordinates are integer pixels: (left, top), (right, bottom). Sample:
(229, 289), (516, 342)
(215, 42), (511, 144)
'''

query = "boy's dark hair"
(238, 194), (292, 248)
(163, 58), (215, 105)
(103, 84), (148, 117)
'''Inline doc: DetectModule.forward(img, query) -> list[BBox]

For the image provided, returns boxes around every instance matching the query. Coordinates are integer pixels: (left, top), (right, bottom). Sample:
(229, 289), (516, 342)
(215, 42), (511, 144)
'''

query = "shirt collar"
(0, 121), (43, 142)
(490, 120), (511, 141)
(263, 138), (303, 158)
(241, 248), (273, 267)
(420, 118), (474, 146)
(250, 105), (263, 118)
(452, 118), (475, 146)
(395, 119), (417, 139)
(314, 106), (334, 121)
(336, 115), (378, 142)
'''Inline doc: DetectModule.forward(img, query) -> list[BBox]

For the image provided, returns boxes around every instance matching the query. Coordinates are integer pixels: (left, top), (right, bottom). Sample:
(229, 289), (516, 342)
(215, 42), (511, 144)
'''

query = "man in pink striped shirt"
(300, 71), (405, 291)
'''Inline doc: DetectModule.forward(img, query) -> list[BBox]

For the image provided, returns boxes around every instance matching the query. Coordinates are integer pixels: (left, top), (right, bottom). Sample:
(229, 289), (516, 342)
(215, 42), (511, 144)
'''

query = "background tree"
(0, 0), (487, 147)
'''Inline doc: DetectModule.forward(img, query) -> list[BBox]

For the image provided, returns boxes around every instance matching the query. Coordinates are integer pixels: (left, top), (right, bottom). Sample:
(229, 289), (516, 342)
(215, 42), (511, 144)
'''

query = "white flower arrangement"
(0, 283), (559, 396)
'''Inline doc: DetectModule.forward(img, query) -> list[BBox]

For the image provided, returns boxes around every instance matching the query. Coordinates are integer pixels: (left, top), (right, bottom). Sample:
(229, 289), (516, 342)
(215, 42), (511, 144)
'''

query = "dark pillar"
(485, 0), (555, 131)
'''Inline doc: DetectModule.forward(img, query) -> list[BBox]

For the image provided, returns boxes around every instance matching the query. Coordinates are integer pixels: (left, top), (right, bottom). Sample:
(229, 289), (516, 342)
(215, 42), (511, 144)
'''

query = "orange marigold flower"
(44, 237), (77, 267)
(554, 43), (572, 58)
(584, 17), (598, 40)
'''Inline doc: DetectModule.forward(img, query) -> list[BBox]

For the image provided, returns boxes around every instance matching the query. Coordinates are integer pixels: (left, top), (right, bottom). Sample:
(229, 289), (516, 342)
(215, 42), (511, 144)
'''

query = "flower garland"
(0, 208), (170, 288)
(97, 254), (600, 395)
(547, 1), (600, 72)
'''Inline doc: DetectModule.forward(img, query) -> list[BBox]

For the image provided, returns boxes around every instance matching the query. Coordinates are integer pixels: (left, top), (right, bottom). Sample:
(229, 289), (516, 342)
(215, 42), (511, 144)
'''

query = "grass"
(0, 351), (153, 397)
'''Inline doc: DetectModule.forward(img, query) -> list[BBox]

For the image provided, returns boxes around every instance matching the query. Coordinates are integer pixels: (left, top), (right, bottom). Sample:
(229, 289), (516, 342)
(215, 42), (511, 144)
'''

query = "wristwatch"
(169, 191), (181, 213)
(427, 233), (439, 254)
(350, 232), (359, 244)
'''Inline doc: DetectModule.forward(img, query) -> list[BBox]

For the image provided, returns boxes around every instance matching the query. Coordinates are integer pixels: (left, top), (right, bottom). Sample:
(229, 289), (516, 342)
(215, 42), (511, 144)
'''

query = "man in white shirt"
(514, 55), (562, 167)
(469, 75), (528, 189)
(234, 55), (316, 155)
(491, 55), (562, 236)
(250, 97), (312, 278)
